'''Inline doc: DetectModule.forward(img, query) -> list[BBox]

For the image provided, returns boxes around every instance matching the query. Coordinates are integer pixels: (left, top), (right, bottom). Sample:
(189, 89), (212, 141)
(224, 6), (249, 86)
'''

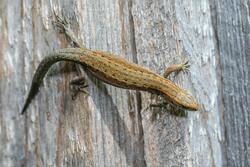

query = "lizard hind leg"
(163, 60), (190, 78)
(53, 11), (88, 100)
(70, 76), (89, 100)
(53, 10), (82, 48)
(53, 10), (70, 36)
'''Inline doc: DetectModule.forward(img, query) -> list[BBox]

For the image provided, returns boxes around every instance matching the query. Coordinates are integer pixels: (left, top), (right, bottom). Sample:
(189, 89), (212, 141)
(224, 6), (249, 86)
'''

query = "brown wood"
(0, 0), (249, 166)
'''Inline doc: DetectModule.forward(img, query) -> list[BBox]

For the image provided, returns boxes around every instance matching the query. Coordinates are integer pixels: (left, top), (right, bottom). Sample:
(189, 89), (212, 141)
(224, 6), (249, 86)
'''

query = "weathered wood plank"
(0, 0), (145, 166)
(0, 0), (249, 166)
(210, 0), (250, 166)
(132, 0), (222, 166)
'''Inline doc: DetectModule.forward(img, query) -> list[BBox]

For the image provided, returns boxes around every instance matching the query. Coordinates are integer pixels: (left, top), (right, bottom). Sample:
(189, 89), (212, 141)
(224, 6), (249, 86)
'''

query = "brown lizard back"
(21, 48), (198, 114)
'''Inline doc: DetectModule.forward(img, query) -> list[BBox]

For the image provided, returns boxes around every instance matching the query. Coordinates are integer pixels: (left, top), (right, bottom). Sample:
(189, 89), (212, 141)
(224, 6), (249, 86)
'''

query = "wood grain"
(0, 0), (249, 166)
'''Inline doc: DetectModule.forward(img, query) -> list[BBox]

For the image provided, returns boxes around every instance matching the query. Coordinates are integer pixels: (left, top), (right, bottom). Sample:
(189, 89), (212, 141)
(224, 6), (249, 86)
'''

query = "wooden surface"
(0, 0), (249, 166)
(210, 0), (250, 166)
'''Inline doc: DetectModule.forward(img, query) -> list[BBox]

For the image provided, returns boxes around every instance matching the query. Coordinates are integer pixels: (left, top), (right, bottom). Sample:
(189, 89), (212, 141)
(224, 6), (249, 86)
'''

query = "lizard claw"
(180, 60), (190, 74)
(70, 76), (89, 100)
(52, 10), (82, 48)
(52, 10), (70, 34)
(163, 60), (191, 78)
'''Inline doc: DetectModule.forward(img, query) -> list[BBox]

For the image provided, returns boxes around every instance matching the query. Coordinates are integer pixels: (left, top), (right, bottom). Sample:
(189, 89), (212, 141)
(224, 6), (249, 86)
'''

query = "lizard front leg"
(163, 60), (190, 78)
(149, 61), (191, 115)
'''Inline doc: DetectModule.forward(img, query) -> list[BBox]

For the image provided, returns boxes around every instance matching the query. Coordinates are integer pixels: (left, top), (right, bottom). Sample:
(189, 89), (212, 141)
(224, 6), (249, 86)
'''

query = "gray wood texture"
(210, 0), (250, 166)
(0, 0), (249, 166)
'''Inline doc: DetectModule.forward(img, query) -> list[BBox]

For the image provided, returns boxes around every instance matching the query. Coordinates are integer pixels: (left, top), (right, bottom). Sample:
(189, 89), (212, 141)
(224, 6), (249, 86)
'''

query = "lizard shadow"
(150, 101), (188, 119)
(84, 71), (145, 166)
(150, 106), (187, 122)
(55, 63), (186, 165)
(85, 70), (187, 165)
(33, 62), (143, 166)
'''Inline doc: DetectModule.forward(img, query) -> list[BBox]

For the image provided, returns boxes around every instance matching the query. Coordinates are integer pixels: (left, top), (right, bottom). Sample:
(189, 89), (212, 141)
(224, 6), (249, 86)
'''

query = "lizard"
(21, 13), (199, 114)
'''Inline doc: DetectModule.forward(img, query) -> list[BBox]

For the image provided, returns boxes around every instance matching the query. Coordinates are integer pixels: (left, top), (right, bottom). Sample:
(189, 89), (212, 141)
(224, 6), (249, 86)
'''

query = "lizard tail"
(21, 48), (83, 114)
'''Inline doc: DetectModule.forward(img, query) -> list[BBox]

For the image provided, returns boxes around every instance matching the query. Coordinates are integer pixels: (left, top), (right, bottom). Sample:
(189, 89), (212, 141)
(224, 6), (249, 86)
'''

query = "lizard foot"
(179, 60), (190, 74)
(70, 76), (89, 100)
(52, 10), (81, 47)
(53, 10), (69, 33)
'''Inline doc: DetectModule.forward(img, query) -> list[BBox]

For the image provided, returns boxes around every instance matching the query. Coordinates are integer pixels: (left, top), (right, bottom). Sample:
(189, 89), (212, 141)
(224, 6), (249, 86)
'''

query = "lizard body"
(21, 47), (198, 114)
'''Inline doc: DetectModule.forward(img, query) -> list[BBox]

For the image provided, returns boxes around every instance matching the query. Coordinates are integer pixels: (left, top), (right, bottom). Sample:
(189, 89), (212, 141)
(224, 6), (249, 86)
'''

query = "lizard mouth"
(180, 102), (199, 111)
(175, 96), (199, 111)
